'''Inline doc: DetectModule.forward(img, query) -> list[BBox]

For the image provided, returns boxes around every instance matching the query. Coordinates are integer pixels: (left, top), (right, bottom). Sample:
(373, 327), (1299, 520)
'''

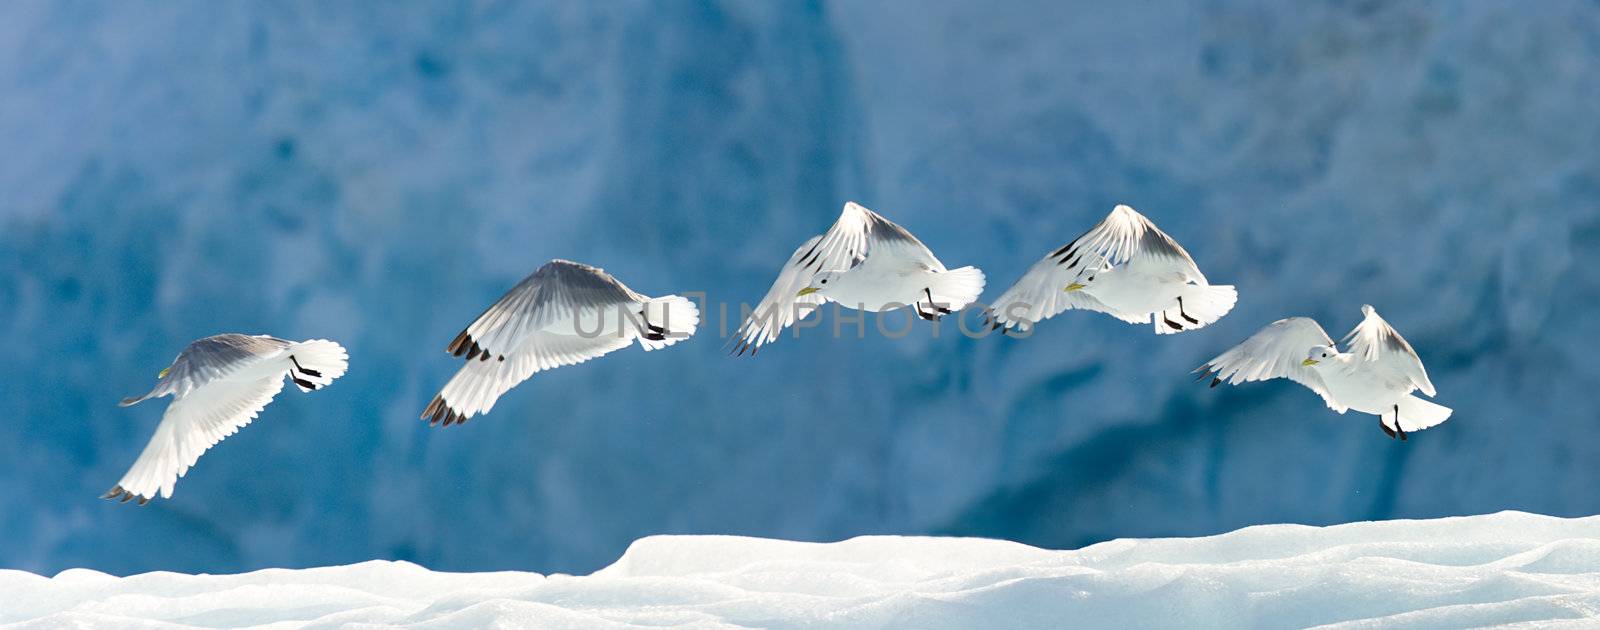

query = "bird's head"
(1064, 271), (1101, 293)
(1303, 345), (1336, 367)
(797, 271), (844, 297)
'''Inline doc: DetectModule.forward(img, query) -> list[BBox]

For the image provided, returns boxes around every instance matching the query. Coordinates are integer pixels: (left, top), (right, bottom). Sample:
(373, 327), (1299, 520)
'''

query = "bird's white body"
(1079, 266), (1186, 316)
(820, 253), (946, 312)
(1311, 353), (1453, 435)
(1313, 353), (1412, 416)
(537, 301), (682, 338)
(216, 351), (299, 382)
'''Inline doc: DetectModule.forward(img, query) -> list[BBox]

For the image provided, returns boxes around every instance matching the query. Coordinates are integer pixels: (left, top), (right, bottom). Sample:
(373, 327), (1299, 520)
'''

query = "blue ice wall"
(1, 0), (1597, 575)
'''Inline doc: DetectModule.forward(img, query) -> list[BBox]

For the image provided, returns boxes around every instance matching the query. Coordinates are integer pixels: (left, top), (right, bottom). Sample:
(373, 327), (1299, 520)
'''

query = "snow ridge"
(5, 511), (1598, 629)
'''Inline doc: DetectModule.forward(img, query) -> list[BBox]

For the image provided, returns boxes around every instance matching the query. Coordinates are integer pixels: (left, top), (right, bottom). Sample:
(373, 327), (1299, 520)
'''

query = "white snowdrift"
(4, 511), (1598, 629)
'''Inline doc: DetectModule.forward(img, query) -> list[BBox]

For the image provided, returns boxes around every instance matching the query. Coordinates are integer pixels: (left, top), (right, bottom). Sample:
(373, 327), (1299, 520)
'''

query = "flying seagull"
(421, 259), (698, 427)
(731, 201), (985, 354)
(1196, 305), (1450, 440)
(106, 334), (348, 504)
(987, 204), (1236, 334)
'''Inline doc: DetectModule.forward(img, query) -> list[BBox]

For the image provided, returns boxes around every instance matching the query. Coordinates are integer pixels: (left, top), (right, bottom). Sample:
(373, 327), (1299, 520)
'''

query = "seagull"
(105, 334), (348, 504)
(1196, 305), (1451, 440)
(731, 201), (985, 354)
(421, 259), (698, 427)
(987, 204), (1236, 334)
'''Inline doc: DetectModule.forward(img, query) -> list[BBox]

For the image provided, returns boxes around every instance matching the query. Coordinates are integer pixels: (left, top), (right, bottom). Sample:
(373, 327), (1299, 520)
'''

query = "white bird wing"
(850, 202), (945, 271)
(1341, 305), (1435, 397)
(986, 256), (1145, 331)
(422, 330), (637, 426)
(1197, 317), (1344, 412)
(121, 334), (291, 406)
(1051, 204), (1206, 283)
(732, 202), (936, 354)
(446, 259), (646, 362)
(106, 371), (288, 503)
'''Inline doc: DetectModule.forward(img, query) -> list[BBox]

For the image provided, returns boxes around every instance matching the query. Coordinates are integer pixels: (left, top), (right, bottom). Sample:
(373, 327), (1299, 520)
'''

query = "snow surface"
(5, 512), (1599, 629)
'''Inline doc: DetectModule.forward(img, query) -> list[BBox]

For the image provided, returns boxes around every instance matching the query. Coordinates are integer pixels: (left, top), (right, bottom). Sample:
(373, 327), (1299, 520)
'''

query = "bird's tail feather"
(1386, 395), (1453, 433)
(638, 295), (700, 351)
(288, 339), (349, 392)
(928, 266), (986, 312)
(1156, 284), (1238, 335)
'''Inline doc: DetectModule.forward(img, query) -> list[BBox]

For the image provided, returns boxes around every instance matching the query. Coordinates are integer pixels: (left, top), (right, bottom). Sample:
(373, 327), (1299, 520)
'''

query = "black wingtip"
(447, 330), (471, 356)
(422, 396), (452, 426)
(1210, 378), (1221, 388)
(102, 486), (149, 505)
(986, 314), (1006, 332)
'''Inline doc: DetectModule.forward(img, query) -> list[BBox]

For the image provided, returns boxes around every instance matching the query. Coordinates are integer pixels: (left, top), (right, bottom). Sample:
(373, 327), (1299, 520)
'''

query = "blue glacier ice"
(0, 1), (1597, 576)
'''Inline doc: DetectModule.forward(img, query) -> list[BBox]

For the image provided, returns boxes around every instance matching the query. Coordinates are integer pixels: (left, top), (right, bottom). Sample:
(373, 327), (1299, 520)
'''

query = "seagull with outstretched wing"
(988, 204), (1236, 334)
(421, 259), (698, 427)
(107, 334), (348, 504)
(1197, 305), (1450, 440)
(731, 201), (984, 354)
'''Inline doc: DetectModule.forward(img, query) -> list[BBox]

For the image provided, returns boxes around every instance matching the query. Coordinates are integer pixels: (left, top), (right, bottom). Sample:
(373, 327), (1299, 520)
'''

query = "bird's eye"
(1088, 276), (1095, 282)
(820, 279), (828, 284)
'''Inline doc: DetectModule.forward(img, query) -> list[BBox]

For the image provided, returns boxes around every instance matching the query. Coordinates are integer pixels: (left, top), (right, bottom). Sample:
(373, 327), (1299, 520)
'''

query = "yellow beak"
(796, 287), (820, 297)
(158, 367), (170, 378)
(1302, 359), (1319, 366)
(1064, 282), (1085, 292)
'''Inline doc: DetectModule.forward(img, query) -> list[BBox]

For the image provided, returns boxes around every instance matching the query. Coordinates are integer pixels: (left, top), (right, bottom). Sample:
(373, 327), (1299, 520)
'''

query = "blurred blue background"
(2, 0), (1597, 576)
